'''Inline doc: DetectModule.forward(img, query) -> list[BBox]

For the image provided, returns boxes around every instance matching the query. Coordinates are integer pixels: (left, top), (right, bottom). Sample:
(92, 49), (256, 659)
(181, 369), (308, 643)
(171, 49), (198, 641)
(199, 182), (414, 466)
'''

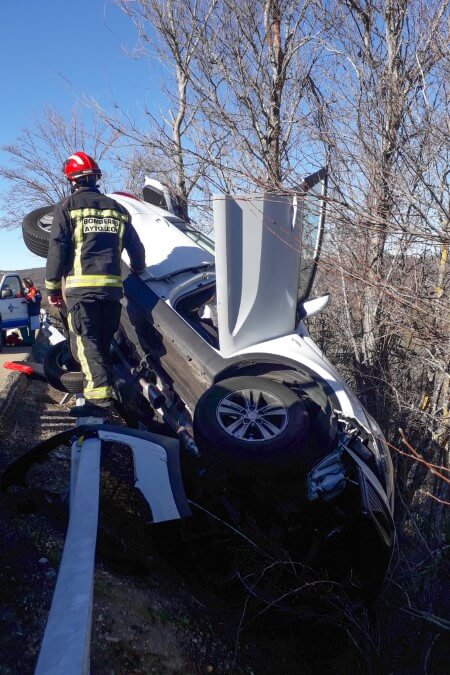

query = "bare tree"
(99, 0), (219, 219)
(0, 106), (120, 228)
(312, 0), (449, 422)
(304, 5), (450, 643)
(189, 0), (322, 192)
(103, 0), (325, 208)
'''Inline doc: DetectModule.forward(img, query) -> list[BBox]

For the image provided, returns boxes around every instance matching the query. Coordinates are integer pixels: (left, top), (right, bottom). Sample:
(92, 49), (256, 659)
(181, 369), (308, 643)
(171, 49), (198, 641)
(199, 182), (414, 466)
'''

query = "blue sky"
(0, 0), (158, 271)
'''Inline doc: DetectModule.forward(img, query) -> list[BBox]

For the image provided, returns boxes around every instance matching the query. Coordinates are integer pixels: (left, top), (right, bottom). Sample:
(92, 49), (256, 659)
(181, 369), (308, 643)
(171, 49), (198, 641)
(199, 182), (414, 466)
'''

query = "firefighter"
(45, 151), (146, 416)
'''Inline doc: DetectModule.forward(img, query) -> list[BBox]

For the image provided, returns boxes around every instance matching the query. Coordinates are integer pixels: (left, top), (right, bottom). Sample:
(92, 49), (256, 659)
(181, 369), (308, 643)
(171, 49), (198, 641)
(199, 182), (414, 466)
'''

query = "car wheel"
(0, 317), (3, 352)
(59, 371), (84, 394)
(43, 341), (81, 393)
(193, 376), (310, 472)
(22, 205), (55, 258)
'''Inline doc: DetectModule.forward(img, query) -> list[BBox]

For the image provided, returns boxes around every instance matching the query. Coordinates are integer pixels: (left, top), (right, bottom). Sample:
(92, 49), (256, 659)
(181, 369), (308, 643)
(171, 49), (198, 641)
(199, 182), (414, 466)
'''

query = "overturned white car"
(22, 169), (394, 607)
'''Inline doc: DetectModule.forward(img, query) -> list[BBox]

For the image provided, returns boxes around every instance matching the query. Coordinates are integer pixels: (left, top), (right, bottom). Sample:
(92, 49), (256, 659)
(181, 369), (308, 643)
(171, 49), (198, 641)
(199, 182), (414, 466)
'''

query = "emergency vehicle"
(0, 272), (34, 349)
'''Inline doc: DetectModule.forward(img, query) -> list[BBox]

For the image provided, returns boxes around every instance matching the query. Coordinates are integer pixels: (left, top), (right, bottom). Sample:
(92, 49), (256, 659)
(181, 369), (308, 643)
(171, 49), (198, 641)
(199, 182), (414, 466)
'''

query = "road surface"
(0, 344), (32, 366)
(0, 345), (33, 414)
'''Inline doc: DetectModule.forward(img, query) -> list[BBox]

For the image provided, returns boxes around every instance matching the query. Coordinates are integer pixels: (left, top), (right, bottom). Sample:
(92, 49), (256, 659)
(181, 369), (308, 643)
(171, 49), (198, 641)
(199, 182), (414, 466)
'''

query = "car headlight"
(366, 413), (395, 510)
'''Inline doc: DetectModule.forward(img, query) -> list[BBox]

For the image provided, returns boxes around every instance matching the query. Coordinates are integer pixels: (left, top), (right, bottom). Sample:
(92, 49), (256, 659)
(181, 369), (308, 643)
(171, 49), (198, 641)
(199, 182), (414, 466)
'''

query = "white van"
(0, 272), (33, 349)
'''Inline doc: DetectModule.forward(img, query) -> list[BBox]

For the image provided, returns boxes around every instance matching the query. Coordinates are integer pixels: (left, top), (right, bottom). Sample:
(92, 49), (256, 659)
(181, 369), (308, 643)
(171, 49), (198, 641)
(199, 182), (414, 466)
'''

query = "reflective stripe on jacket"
(45, 186), (146, 298)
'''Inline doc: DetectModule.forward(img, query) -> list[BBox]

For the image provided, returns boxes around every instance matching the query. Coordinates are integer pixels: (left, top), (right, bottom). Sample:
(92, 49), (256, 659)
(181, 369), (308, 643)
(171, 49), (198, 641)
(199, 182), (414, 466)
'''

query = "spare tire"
(193, 376), (310, 473)
(22, 205), (55, 258)
(43, 340), (81, 393)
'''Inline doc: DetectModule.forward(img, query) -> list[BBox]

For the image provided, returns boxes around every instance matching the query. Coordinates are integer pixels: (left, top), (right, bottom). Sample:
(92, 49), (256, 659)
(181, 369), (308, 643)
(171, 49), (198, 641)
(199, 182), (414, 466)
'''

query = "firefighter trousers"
(67, 297), (121, 403)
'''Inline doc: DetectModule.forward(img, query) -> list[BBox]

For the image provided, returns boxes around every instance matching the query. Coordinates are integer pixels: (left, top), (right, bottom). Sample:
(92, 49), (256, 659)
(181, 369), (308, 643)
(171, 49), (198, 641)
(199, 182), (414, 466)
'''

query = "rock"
(38, 557), (48, 565)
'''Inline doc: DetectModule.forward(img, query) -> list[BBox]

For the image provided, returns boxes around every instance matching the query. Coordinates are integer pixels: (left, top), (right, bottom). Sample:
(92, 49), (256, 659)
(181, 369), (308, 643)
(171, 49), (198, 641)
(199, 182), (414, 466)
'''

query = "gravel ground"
(0, 340), (261, 674)
(0, 368), (17, 412)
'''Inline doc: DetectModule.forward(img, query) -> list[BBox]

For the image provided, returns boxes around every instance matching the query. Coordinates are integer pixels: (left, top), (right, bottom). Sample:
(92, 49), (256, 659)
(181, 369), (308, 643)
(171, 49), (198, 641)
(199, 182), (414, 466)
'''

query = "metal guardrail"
(32, 420), (190, 675)
(35, 434), (101, 675)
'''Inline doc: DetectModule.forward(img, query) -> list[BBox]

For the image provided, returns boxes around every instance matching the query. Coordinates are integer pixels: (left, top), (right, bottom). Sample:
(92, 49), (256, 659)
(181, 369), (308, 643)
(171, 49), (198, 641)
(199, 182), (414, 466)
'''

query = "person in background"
(22, 277), (42, 344)
(45, 151), (146, 417)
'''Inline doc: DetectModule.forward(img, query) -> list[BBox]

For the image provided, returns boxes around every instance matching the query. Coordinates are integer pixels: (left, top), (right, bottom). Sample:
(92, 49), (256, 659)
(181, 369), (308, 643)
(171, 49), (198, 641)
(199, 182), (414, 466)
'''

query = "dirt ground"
(0, 339), (448, 674)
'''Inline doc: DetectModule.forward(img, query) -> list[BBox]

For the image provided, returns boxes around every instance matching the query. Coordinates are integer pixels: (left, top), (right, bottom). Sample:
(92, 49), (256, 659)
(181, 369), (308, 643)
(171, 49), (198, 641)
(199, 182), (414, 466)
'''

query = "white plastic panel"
(98, 430), (182, 523)
(35, 437), (101, 675)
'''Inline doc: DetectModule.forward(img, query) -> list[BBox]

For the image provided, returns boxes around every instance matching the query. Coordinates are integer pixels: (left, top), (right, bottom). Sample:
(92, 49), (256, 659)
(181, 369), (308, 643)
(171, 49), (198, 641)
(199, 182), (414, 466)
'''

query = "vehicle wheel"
(43, 341), (81, 393)
(22, 205), (55, 258)
(60, 371), (84, 394)
(0, 317), (3, 352)
(193, 376), (310, 472)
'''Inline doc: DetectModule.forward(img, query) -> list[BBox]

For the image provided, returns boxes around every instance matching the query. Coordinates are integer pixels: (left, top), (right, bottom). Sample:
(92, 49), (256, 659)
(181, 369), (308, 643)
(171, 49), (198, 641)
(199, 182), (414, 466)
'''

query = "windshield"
(173, 222), (215, 256)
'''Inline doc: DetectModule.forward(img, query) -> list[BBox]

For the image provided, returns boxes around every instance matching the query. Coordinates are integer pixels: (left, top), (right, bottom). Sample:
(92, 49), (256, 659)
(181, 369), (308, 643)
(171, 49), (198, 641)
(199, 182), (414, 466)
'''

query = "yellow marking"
(45, 279), (62, 290)
(65, 274), (122, 289)
(118, 219), (125, 251)
(69, 208), (128, 221)
(84, 385), (112, 400)
(72, 215), (84, 276)
(68, 311), (94, 393)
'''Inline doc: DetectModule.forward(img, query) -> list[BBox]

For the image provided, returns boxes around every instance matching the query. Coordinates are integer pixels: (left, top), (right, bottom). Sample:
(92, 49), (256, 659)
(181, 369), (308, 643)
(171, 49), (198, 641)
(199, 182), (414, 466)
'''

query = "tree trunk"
(264, 0), (285, 187)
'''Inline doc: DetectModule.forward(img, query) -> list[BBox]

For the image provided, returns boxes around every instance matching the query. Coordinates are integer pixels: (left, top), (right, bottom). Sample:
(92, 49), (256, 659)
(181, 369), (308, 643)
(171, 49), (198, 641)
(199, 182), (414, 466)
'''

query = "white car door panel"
(0, 274), (29, 328)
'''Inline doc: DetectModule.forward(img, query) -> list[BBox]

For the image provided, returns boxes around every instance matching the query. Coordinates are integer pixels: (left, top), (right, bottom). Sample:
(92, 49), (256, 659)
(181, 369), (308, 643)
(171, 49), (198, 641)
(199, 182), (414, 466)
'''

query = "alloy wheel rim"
(38, 214), (53, 233)
(216, 388), (288, 442)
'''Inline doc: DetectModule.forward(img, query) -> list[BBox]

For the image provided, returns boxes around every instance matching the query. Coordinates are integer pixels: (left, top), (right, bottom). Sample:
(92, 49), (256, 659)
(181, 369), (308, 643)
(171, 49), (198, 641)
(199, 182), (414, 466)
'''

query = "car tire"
(60, 371), (84, 394)
(193, 376), (310, 472)
(43, 341), (81, 393)
(0, 317), (3, 352)
(22, 205), (55, 258)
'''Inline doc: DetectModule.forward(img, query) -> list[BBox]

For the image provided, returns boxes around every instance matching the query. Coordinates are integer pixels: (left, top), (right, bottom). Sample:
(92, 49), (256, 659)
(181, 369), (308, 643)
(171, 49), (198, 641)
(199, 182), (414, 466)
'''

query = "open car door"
(213, 168), (328, 356)
(0, 274), (30, 329)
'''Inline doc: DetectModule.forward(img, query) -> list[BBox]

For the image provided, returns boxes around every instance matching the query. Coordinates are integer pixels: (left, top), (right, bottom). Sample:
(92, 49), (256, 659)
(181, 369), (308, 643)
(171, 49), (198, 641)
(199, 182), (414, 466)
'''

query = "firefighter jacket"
(45, 186), (146, 302)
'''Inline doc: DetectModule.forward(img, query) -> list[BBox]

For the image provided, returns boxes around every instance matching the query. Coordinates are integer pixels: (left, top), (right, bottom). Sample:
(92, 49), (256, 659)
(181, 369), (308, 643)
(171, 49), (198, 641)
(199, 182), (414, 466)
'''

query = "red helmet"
(63, 152), (102, 182)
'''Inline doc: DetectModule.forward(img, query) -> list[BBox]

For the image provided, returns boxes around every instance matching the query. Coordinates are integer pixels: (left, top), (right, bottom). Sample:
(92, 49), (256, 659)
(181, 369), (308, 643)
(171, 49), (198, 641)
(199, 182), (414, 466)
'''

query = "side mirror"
(1, 289), (13, 299)
(297, 294), (330, 320)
